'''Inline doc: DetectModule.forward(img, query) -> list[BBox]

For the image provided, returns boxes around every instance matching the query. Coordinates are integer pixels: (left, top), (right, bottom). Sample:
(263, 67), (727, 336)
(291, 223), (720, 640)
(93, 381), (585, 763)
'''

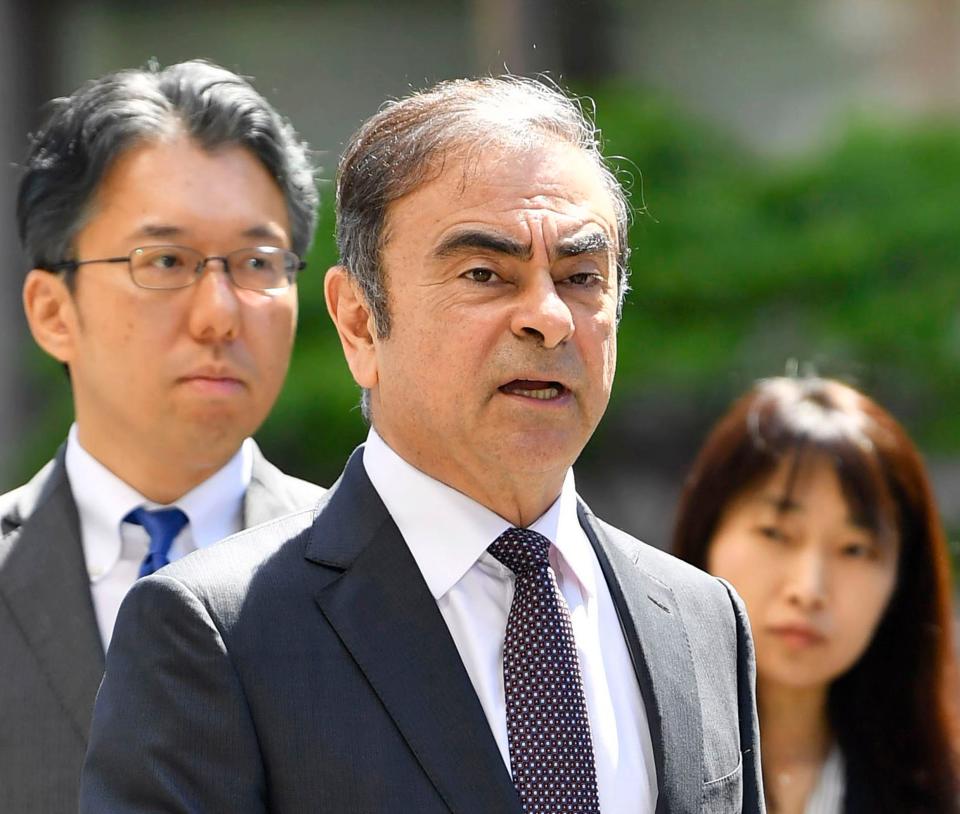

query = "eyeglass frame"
(40, 244), (307, 292)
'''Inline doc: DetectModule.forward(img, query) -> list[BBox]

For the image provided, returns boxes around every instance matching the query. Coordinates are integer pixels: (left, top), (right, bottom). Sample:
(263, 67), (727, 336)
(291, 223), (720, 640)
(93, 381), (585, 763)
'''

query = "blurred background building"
(3, 0), (960, 550)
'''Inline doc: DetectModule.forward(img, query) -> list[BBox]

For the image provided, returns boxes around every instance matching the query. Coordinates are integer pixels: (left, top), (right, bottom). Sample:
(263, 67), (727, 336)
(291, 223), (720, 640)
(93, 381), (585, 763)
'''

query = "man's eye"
(244, 253), (283, 272)
(566, 272), (600, 286)
(152, 253), (185, 269)
(464, 268), (496, 283)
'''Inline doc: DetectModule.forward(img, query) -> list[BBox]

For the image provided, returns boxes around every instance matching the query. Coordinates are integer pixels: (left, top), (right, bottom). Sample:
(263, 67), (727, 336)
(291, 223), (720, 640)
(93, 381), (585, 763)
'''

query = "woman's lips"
(767, 624), (827, 648)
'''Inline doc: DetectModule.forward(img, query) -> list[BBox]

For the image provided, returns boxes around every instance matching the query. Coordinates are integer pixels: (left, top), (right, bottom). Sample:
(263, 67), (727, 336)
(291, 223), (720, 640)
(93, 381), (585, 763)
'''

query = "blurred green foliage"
(14, 86), (960, 489)
(592, 87), (960, 450)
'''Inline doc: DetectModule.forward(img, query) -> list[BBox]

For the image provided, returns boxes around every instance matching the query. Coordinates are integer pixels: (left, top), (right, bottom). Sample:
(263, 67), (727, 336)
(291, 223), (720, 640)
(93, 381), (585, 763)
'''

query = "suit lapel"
(307, 451), (522, 814)
(0, 452), (104, 740)
(578, 502), (703, 814)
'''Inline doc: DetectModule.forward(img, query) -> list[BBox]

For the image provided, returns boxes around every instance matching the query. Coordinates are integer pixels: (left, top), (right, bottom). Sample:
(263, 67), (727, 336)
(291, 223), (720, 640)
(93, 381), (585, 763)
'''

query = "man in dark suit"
(82, 77), (764, 813)
(1, 61), (324, 813)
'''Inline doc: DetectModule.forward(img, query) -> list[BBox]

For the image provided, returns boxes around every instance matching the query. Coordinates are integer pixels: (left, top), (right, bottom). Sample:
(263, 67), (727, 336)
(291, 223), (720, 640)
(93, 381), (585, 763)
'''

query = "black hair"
(18, 59), (318, 274)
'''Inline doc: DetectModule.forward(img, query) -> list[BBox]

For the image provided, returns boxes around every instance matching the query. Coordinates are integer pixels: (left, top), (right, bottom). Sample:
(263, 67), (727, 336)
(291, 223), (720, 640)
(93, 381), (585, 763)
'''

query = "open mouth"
(499, 380), (567, 401)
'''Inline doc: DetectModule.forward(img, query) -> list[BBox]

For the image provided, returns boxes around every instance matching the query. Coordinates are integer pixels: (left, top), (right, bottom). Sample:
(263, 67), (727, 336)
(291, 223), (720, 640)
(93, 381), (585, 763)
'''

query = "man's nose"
(784, 548), (829, 611)
(511, 273), (575, 349)
(187, 260), (241, 342)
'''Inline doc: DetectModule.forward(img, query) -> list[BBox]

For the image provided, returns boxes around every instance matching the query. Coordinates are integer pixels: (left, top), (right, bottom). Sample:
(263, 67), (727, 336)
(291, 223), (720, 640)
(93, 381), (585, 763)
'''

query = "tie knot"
(125, 507), (189, 579)
(488, 527), (551, 576)
(124, 507), (189, 552)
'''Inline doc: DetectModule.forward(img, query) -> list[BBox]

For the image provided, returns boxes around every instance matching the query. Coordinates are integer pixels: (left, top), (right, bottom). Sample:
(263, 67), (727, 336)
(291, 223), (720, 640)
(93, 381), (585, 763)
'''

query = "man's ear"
(324, 265), (379, 389)
(22, 269), (80, 364)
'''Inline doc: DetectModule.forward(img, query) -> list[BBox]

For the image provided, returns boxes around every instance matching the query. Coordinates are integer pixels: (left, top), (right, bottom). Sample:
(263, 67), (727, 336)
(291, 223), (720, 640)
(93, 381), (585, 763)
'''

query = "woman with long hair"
(672, 376), (958, 813)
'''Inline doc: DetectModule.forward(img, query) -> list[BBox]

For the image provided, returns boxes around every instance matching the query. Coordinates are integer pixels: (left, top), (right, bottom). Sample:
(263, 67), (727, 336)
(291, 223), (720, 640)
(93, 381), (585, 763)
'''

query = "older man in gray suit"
(1, 61), (324, 813)
(82, 77), (764, 813)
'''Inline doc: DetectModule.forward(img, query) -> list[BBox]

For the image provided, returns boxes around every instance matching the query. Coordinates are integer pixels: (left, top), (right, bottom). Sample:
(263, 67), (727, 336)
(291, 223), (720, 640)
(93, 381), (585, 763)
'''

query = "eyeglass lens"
(129, 245), (298, 291)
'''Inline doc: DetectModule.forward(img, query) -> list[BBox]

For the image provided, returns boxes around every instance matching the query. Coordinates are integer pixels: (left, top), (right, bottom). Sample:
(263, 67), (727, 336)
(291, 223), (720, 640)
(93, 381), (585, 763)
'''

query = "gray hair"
(18, 60), (318, 272)
(335, 75), (631, 339)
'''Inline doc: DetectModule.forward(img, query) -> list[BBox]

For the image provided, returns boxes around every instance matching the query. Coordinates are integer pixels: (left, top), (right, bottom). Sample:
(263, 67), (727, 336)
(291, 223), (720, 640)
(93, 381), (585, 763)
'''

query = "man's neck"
(370, 426), (567, 528)
(410, 466), (562, 528)
(74, 424), (234, 504)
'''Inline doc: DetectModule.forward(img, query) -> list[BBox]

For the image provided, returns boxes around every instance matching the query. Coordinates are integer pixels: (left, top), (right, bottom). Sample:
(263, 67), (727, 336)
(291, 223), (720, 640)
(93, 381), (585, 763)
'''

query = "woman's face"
(707, 454), (900, 692)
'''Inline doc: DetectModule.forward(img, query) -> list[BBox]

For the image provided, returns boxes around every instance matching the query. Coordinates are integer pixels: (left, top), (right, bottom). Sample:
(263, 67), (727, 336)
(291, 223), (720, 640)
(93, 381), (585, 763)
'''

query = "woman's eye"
(757, 525), (789, 543)
(840, 541), (873, 559)
(463, 268), (496, 283)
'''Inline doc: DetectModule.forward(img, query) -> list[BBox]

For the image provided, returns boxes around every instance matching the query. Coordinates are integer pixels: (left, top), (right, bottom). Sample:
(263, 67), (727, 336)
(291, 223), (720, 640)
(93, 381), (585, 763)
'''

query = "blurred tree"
(1, 0), (60, 486)
(590, 86), (960, 452)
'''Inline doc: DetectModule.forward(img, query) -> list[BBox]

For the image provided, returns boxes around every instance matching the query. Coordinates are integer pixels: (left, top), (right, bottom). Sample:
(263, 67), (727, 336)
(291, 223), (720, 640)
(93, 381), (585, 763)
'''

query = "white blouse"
(805, 745), (846, 814)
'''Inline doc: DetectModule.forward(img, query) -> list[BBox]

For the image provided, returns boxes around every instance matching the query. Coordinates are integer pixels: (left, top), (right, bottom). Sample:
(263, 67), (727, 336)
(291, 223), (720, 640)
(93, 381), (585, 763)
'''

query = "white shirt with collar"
(362, 428), (658, 813)
(64, 423), (253, 650)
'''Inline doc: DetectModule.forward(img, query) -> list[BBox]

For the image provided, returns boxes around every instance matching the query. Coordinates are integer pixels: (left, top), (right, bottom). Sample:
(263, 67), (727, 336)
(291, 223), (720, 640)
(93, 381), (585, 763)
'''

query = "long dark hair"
(672, 376), (958, 812)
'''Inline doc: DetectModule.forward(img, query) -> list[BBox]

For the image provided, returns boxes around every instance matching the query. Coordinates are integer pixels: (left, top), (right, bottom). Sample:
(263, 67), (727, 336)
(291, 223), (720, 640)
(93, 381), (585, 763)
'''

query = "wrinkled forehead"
(396, 138), (620, 233)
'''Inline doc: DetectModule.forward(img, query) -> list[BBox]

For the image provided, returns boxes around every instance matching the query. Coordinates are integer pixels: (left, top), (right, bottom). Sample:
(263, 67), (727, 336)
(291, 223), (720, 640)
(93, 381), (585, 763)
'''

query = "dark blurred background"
(3, 0), (960, 553)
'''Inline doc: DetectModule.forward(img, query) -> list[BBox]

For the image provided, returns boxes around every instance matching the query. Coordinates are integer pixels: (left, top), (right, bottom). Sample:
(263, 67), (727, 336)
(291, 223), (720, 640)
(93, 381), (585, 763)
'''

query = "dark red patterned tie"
(488, 527), (601, 814)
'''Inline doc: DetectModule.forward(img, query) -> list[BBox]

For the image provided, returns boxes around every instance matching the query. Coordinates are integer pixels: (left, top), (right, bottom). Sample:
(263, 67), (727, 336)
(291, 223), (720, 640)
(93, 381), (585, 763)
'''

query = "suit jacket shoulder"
(82, 451), (521, 813)
(84, 453), (761, 814)
(3, 443), (323, 814)
(580, 506), (765, 814)
(0, 449), (103, 814)
(0, 455), (62, 536)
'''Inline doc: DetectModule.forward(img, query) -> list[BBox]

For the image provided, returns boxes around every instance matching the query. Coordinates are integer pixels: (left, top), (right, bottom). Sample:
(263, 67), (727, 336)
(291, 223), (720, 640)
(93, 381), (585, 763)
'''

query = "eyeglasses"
(44, 245), (306, 293)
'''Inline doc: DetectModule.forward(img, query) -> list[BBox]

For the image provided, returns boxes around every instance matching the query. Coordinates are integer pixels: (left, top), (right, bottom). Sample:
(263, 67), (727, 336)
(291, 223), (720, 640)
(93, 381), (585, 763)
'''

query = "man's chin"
(175, 404), (260, 448)
(491, 428), (586, 474)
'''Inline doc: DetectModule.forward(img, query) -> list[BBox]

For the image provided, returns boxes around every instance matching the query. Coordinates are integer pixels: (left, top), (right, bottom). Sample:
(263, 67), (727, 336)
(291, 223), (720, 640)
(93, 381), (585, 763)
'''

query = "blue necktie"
(124, 506), (189, 578)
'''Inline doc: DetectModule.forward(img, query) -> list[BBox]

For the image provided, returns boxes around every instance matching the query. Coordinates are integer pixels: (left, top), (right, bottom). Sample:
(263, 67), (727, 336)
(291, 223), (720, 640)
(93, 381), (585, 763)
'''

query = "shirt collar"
(361, 428), (595, 600)
(65, 424), (253, 578)
(175, 438), (252, 548)
(66, 424), (147, 580)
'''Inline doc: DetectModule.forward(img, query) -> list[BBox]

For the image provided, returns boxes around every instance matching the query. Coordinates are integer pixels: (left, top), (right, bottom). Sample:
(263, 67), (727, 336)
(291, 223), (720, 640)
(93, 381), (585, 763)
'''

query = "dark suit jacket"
(0, 442), (324, 814)
(81, 449), (764, 813)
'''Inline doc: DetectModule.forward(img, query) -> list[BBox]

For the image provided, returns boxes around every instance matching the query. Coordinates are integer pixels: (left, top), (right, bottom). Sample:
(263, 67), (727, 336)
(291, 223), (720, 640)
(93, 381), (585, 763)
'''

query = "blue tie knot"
(124, 506), (189, 578)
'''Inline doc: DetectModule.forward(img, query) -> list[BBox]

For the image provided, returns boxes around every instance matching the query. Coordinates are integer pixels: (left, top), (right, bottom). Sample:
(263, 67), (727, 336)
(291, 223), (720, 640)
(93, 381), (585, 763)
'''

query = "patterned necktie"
(124, 506), (189, 578)
(488, 527), (601, 814)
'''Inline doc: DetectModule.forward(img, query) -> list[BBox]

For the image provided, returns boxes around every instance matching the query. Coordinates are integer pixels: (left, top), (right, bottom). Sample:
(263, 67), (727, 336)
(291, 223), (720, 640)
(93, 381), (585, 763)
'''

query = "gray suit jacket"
(0, 442), (324, 814)
(82, 448), (764, 813)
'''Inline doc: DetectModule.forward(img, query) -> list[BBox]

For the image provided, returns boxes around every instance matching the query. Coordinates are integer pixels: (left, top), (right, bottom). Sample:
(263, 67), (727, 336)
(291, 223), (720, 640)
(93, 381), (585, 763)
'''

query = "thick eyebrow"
(433, 229), (532, 260)
(554, 231), (613, 259)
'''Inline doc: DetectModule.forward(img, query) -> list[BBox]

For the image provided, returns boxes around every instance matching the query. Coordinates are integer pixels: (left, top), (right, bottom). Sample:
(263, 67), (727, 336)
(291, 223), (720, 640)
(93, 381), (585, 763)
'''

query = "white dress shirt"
(65, 424), (253, 650)
(363, 428), (658, 813)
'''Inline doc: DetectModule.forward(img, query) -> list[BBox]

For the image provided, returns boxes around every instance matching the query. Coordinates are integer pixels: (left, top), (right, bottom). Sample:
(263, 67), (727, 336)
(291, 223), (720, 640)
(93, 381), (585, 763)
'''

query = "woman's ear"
(23, 269), (80, 364)
(324, 265), (379, 389)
